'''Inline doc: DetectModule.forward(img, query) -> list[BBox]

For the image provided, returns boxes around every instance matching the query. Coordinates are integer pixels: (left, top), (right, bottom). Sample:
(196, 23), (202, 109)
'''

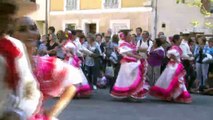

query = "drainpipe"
(154, 0), (158, 39)
(45, 0), (48, 37)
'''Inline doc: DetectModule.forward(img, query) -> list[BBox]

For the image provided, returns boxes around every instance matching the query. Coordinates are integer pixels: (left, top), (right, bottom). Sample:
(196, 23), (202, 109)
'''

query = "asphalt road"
(45, 89), (213, 120)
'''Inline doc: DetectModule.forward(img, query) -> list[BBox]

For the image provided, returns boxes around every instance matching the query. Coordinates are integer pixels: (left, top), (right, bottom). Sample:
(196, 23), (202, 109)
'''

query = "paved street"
(45, 89), (213, 120)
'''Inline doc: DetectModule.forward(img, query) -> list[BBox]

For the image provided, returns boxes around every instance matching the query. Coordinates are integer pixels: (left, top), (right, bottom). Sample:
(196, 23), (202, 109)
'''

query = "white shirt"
(136, 39), (153, 59)
(180, 39), (193, 60)
(83, 42), (101, 66)
(73, 38), (84, 57)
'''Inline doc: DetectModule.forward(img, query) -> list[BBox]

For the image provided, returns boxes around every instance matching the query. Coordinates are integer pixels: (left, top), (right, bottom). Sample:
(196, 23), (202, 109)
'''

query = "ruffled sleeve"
(167, 46), (182, 62)
(6, 36), (42, 118)
(0, 56), (13, 117)
(118, 42), (135, 55)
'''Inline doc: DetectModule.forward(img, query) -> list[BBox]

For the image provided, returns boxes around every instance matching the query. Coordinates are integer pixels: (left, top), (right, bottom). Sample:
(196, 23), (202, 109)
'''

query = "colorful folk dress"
(111, 41), (149, 100)
(64, 40), (92, 98)
(149, 45), (192, 103)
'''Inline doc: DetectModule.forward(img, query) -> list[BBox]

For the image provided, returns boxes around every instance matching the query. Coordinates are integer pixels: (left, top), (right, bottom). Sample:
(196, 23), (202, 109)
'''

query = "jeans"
(196, 63), (209, 88)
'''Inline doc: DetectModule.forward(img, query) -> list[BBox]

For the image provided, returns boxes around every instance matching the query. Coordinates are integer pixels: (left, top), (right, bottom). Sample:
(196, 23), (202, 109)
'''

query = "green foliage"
(177, 0), (211, 17)
(177, 0), (213, 28)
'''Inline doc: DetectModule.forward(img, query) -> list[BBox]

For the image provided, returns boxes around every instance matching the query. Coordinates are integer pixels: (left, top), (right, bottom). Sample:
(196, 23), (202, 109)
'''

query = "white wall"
(28, 0), (46, 21)
(28, 0), (47, 35)
(157, 0), (205, 37)
(35, 21), (45, 35)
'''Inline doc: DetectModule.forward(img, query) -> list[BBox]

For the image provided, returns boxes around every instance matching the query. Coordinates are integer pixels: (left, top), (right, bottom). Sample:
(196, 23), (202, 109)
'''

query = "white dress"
(150, 45), (192, 103)
(0, 36), (41, 118)
(33, 56), (82, 98)
(111, 41), (149, 99)
(64, 41), (92, 97)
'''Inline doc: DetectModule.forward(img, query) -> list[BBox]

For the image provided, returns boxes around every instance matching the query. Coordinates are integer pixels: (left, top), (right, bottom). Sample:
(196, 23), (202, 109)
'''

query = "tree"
(177, 0), (213, 28)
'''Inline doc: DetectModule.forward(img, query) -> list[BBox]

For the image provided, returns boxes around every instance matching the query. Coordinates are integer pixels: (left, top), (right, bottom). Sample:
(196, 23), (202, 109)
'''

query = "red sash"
(0, 38), (22, 90)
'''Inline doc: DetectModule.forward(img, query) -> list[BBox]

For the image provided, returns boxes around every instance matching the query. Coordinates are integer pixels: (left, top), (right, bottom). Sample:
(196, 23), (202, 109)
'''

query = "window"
(210, 1), (213, 13)
(104, 0), (119, 9)
(66, 0), (77, 10)
(65, 24), (76, 30)
(143, 0), (152, 7)
(30, 0), (36, 3)
(110, 20), (130, 34)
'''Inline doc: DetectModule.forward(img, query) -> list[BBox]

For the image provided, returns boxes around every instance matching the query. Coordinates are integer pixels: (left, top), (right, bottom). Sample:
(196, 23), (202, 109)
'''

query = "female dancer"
(110, 30), (149, 100)
(63, 31), (92, 98)
(11, 17), (82, 120)
(149, 35), (192, 103)
(0, 0), (41, 119)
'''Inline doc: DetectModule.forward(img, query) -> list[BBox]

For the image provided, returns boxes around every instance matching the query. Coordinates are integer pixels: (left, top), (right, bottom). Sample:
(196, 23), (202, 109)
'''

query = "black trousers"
(109, 63), (121, 92)
(85, 65), (98, 87)
(161, 57), (169, 73)
(209, 63), (213, 73)
(182, 60), (196, 90)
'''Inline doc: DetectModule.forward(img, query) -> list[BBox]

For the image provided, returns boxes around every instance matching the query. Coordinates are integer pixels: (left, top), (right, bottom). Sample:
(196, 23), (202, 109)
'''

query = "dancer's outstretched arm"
(46, 85), (76, 118)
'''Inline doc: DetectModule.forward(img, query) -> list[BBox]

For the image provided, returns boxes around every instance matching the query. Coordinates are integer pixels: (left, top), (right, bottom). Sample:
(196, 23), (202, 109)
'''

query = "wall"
(157, 0), (205, 36)
(50, 0), (151, 11)
(80, 0), (102, 9)
(50, 0), (64, 11)
(29, 0), (46, 20)
(122, 0), (145, 8)
(49, 12), (151, 34)
(49, 0), (152, 35)
(35, 21), (45, 35)
(28, 0), (46, 35)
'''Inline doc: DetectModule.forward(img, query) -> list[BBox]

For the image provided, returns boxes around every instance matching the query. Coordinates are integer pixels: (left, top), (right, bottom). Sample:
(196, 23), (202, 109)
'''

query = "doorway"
(85, 23), (97, 34)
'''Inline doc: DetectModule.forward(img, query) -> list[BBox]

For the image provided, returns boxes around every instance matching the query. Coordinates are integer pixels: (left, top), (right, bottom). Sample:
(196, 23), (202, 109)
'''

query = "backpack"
(139, 39), (152, 47)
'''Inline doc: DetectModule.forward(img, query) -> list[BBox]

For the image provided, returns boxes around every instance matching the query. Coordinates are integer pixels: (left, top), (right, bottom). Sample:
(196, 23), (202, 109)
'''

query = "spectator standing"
(48, 26), (55, 35)
(46, 33), (58, 56)
(83, 33), (102, 90)
(147, 38), (165, 86)
(194, 37), (211, 92)
(158, 32), (164, 38)
(38, 35), (48, 56)
(131, 34), (137, 45)
(136, 27), (143, 42)
(136, 31), (153, 59)
(107, 28), (113, 39)
(180, 33), (196, 91)
(56, 30), (66, 59)
(159, 35), (171, 73)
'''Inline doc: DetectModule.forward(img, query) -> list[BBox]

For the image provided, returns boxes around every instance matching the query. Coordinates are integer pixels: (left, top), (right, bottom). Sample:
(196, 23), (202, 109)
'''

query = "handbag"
(202, 53), (213, 64)
(109, 52), (118, 64)
(0, 108), (27, 120)
(105, 65), (114, 78)
(0, 94), (27, 120)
